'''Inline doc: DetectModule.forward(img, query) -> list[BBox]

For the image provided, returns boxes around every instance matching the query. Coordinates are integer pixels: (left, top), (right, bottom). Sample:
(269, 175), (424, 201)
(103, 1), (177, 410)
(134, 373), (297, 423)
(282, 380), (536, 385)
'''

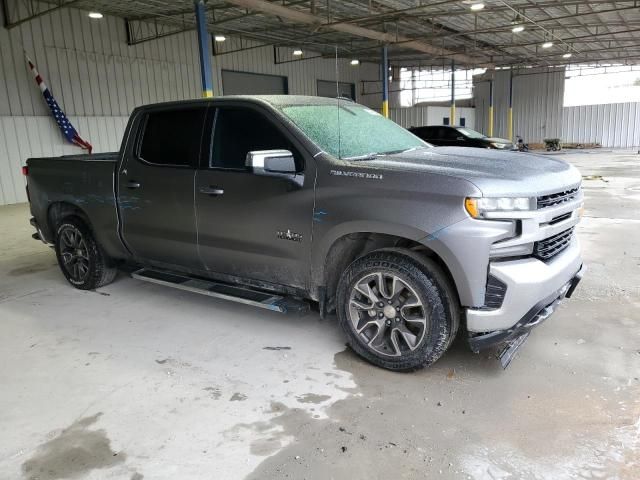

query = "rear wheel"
(337, 251), (458, 371)
(54, 217), (117, 290)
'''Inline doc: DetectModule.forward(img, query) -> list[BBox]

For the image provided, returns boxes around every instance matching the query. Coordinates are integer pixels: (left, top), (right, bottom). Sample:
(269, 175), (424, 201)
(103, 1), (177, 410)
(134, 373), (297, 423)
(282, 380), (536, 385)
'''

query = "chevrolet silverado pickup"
(25, 96), (585, 371)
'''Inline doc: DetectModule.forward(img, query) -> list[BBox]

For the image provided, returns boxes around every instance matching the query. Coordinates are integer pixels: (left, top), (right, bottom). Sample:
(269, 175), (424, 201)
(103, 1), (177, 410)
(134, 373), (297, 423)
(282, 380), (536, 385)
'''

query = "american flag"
(26, 54), (92, 153)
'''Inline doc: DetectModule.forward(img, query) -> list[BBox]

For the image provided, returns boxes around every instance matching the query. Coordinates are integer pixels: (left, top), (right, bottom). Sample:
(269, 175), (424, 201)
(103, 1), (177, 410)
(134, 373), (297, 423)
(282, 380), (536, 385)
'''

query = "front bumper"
(466, 238), (584, 347)
(468, 264), (584, 352)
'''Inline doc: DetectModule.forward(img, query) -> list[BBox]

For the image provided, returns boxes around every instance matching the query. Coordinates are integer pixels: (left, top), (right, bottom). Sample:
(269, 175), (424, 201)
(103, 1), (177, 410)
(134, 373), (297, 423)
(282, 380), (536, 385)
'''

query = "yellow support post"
(507, 71), (514, 141)
(450, 60), (455, 125)
(488, 106), (494, 137)
(381, 45), (389, 118)
(488, 79), (494, 137)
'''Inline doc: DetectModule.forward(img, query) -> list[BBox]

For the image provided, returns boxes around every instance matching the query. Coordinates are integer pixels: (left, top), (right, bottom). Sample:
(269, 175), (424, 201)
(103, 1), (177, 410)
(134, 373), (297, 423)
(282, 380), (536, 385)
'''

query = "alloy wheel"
(59, 226), (90, 283)
(348, 272), (428, 357)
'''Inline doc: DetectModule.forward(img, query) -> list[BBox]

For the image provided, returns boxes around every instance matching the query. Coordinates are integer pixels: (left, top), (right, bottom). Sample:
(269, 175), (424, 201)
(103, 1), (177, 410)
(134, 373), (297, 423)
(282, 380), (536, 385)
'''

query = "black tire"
(336, 250), (459, 372)
(54, 217), (117, 290)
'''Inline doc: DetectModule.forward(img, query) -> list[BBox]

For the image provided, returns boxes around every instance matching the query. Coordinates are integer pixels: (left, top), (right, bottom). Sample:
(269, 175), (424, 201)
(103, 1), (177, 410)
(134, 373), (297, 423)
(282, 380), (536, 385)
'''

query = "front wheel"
(54, 217), (117, 290)
(336, 251), (459, 372)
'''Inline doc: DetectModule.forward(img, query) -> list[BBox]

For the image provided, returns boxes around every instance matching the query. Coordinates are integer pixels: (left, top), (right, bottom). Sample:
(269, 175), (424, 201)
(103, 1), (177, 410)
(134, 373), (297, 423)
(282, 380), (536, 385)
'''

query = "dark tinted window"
(212, 108), (297, 170)
(423, 127), (439, 139)
(440, 127), (460, 140)
(139, 107), (206, 167)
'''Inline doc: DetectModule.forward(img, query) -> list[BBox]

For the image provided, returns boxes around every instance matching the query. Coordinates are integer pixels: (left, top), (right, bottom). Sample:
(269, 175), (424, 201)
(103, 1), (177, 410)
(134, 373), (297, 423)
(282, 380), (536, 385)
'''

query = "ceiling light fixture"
(512, 25), (524, 33)
(214, 35), (226, 42)
(88, 12), (103, 19)
(470, 3), (485, 11)
(350, 59), (360, 65)
(542, 41), (553, 49)
(293, 49), (303, 56)
(563, 52), (572, 59)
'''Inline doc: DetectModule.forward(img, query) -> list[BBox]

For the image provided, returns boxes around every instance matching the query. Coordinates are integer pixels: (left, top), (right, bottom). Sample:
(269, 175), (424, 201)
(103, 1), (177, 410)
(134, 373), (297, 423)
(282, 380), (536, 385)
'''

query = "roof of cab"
(134, 94), (356, 112)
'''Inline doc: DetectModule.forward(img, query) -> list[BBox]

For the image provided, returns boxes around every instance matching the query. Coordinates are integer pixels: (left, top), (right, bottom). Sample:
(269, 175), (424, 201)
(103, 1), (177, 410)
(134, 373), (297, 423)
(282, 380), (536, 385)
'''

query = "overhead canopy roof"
(6, 1), (640, 67)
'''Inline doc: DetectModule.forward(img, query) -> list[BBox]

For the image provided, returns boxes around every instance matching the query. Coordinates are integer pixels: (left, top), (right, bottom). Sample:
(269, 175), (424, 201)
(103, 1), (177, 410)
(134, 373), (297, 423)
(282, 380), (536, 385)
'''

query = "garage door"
(317, 80), (356, 100)
(221, 70), (288, 95)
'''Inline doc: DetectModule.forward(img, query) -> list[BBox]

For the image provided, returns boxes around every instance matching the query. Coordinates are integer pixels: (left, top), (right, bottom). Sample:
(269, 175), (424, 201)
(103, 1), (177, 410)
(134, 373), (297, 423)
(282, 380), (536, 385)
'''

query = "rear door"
(194, 104), (315, 290)
(117, 104), (207, 268)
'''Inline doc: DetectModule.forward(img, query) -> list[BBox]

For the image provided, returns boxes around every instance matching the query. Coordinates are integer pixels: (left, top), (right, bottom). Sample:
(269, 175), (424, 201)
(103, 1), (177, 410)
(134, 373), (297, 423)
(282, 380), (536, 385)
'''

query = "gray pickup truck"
(25, 95), (584, 371)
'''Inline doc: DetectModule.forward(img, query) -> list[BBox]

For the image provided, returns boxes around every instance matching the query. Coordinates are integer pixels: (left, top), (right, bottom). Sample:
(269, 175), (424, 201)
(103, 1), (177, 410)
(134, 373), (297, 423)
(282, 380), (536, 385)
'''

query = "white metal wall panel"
(390, 106), (475, 129)
(562, 102), (640, 148)
(473, 80), (491, 135)
(0, 115), (129, 205)
(0, 6), (380, 205)
(473, 69), (565, 142)
(210, 38), (370, 103)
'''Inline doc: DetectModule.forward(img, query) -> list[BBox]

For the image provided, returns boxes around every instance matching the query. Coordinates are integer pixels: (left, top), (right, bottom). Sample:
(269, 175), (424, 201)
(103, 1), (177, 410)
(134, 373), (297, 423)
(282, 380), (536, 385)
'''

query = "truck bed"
(26, 152), (126, 259)
(32, 152), (119, 162)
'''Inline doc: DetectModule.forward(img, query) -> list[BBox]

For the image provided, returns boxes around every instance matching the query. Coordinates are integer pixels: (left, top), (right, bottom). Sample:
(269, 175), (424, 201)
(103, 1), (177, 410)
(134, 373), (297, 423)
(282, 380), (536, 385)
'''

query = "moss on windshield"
(281, 104), (426, 159)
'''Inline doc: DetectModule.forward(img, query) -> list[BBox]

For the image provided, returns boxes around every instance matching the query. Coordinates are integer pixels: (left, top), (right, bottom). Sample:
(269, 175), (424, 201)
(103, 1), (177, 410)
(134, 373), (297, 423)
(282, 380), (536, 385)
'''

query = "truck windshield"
(280, 103), (428, 159)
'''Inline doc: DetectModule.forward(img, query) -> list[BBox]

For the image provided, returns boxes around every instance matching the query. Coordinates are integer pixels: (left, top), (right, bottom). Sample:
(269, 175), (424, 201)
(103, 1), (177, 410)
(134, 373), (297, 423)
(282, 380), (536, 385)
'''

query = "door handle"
(127, 181), (141, 189)
(199, 186), (224, 196)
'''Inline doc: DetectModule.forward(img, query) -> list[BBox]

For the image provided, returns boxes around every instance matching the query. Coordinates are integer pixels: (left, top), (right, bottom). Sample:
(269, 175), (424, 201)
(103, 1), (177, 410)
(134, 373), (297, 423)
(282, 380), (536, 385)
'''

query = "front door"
(195, 106), (315, 290)
(118, 105), (207, 268)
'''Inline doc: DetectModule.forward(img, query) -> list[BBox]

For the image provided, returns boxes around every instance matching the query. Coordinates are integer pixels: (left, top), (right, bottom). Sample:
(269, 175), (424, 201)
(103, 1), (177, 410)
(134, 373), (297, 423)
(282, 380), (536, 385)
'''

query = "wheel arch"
(47, 201), (94, 239)
(315, 228), (459, 317)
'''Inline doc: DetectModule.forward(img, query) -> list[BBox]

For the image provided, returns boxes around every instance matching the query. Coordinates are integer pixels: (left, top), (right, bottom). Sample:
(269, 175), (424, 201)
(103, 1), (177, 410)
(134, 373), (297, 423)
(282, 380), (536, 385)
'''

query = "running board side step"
(131, 268), (309, 314)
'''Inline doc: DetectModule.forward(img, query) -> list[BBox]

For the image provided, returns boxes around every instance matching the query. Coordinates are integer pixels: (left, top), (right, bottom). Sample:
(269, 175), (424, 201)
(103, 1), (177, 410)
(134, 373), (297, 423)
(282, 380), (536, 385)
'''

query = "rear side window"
(139, 107), (207, 167)
(440, 127), (459, 140)
(423, 127), (438, 139)
(211, 108), (297, 170)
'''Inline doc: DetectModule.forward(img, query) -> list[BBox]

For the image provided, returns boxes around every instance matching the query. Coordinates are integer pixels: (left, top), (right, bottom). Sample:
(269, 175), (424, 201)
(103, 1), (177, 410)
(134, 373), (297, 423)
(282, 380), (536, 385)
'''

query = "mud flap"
(497, 332), (530, 369)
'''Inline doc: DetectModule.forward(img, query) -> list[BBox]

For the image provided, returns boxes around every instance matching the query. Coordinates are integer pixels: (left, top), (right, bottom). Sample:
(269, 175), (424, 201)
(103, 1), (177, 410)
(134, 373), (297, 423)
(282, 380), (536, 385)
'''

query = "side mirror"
(246, 150), (297, 177)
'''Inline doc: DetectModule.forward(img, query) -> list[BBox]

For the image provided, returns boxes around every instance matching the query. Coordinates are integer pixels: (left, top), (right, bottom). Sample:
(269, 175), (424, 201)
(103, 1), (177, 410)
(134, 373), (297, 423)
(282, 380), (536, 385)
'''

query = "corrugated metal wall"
(0, 6), (379, 205)
(211, 38), (373, 100)
(390, 106), (476, 129)
(474, 68), (565, 142)
(563, 102), (640, 148)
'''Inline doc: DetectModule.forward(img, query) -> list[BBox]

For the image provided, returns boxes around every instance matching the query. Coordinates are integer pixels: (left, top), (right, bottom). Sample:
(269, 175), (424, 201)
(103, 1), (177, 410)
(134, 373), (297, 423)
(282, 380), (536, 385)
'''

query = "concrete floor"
(0, 150), (638, 480)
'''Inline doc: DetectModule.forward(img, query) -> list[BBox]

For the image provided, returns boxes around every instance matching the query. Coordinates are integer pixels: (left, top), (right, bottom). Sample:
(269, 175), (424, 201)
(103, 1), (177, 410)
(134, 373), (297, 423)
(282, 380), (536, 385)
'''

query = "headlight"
(465, 197), (535, 218)
(490, 142), (507, 149)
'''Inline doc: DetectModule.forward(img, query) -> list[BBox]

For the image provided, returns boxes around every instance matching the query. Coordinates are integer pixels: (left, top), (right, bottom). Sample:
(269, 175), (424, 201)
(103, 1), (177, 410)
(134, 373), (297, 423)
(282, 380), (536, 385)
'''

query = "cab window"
(138, 107), (207, 167)
(210, 108), (300, 171)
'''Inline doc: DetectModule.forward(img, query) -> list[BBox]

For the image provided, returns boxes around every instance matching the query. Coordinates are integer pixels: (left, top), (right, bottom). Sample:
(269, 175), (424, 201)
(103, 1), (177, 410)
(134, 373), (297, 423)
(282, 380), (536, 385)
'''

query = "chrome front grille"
(537, 187), (580, 209)
(534, 227), (574, 261)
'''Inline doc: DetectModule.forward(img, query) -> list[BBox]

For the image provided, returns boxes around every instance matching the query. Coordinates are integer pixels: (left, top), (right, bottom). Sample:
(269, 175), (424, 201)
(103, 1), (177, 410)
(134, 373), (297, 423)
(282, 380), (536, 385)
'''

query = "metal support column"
(488, 79), (494, 137)
(381, 45), (389, 118)
(450, 60), (456, 126)
(195, 0), (213, 98)
(507, 70), (514, 141)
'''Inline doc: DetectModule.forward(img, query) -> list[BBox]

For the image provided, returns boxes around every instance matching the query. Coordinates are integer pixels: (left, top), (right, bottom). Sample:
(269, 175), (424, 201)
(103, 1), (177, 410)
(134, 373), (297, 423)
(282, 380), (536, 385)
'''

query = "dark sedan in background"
(409, 125), (515, 150)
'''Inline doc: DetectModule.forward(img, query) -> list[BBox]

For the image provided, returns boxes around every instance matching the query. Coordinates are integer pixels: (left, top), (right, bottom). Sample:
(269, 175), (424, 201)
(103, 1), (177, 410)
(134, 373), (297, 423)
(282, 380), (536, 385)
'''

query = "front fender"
(419, 218), (514, 307)
(311, 220), (429, 285)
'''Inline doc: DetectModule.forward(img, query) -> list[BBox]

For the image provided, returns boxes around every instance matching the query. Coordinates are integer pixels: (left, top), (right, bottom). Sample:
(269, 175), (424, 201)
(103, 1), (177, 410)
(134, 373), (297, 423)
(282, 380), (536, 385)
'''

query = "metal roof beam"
(1, 0), (80, 29)
(222, 0), (493, 66)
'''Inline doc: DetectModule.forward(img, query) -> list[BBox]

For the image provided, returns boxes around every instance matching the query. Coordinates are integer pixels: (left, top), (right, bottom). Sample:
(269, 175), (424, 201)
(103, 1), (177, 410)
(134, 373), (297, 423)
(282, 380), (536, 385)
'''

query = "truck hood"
(363, 147), (582, 197)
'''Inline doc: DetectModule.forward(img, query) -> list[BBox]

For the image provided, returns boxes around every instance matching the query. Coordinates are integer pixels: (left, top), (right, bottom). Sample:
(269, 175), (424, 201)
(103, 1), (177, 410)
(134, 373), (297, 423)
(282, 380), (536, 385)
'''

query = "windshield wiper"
(387, 146), (429, 155)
